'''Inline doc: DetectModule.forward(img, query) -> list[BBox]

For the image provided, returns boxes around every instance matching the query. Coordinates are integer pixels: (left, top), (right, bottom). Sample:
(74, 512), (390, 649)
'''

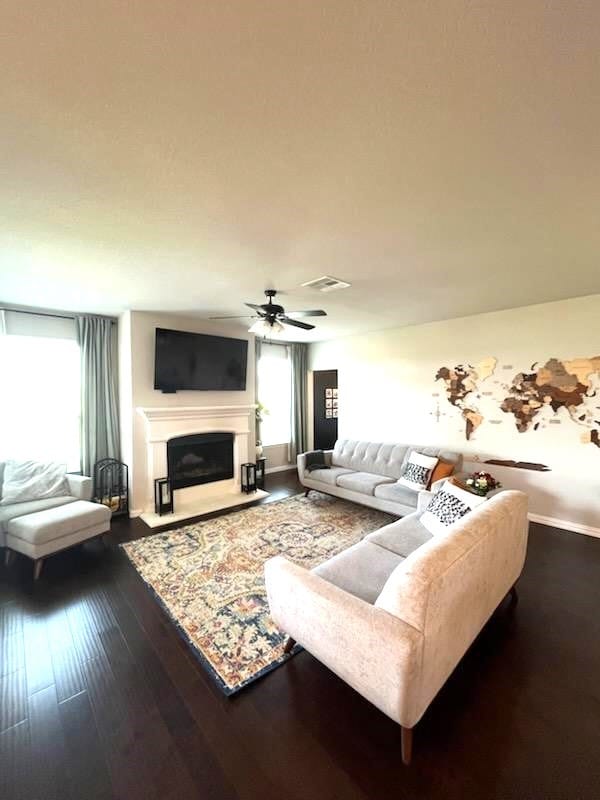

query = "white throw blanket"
(0, 460), (69, 505)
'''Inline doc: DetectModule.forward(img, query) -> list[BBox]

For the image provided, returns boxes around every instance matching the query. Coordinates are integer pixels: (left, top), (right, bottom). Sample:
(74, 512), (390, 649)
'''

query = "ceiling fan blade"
(279, 316), (315, 331)
(284, 309), (327, 318)
(208, 315), (258, 320)
(245, 303), (265, 312)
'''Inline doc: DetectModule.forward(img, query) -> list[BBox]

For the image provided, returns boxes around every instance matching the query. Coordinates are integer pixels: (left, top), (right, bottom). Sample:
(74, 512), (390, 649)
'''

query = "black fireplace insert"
(167, 432), (234, 490)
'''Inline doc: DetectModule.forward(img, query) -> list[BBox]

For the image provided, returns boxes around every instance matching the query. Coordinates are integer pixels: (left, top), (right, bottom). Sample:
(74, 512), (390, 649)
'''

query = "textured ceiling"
(1, 1), (600, 340)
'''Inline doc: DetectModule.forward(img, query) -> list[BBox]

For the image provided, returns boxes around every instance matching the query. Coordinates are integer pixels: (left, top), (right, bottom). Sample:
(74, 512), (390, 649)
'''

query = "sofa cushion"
(365, 514), (433, 557)
(332, 440), (409, 479)
(336, 471), (395, 496)
(373, 482), (420, 508)
(307, 467), (355, 486)
(0, 495), (78, 533)
(7, 500), (111, 546)
(313, 540), (405, 604)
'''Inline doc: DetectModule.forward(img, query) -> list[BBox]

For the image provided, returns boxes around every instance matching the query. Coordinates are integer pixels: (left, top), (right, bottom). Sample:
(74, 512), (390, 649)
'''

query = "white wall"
(263, 443), (294, 472)
(119, 311), (256, 513)
(309, 294), (600, 533)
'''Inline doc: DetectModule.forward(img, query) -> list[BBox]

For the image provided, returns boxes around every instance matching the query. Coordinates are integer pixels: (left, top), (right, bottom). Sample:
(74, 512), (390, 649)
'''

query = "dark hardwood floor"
(1, 471), (599, 799)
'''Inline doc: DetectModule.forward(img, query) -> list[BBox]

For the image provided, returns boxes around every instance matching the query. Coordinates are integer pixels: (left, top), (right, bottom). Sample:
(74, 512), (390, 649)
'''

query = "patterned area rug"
(122, 492), (394, 695)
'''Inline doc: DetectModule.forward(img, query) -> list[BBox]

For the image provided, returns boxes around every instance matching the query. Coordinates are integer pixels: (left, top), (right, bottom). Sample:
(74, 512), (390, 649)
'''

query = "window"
(0, 334), (81, 471)
(257, 343), (291, 446)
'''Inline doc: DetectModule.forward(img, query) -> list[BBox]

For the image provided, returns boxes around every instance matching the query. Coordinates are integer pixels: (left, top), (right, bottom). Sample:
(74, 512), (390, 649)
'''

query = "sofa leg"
(304, 489), (310, 497)
(33, 559), (44, 581)
(401, 727), (413, 765)
(283, 636), (296, 654)
(4, 549), (14, 567)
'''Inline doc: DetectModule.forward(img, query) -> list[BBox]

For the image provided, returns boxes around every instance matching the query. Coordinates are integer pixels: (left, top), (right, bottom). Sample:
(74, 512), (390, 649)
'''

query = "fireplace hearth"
(167, 432), (234, 490)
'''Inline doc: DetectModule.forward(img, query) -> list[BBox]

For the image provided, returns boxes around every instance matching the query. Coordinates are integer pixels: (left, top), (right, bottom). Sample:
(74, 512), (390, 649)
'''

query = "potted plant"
(464, 471), (502, 497)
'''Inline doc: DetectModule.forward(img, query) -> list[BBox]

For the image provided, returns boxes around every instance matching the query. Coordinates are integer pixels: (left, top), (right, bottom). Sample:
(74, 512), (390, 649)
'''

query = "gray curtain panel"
(289, 341), (308, 461)
(76, 315), (120, 476)
(254, 337), (262, 444)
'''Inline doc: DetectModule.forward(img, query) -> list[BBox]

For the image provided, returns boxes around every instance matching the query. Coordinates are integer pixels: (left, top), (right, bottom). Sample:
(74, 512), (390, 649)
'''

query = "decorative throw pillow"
(420, 480), (486, 536)
(0, 460), (69, 506)
(427, 459), (455, 489)
(398, 452), (439, 491)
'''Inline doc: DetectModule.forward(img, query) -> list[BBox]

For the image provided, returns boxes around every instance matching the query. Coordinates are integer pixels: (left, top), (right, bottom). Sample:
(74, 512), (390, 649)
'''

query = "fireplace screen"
(167, 432), (234, 490)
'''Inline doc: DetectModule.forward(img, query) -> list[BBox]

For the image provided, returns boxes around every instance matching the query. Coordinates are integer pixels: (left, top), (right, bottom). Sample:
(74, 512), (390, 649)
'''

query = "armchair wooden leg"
(401, 727), (413, 765)
(4, 549), (14, 567)
(283, 637), (296, 654)
(304, 489), (310, 497)
(33, 559), (44, 581)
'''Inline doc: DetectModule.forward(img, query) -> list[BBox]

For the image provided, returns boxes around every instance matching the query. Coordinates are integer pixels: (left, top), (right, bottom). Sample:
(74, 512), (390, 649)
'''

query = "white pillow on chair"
(0, 460), (69, 505)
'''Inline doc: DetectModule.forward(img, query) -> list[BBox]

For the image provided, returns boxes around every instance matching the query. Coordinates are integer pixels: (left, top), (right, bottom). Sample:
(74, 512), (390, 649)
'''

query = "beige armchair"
(265, 490), (529, 764)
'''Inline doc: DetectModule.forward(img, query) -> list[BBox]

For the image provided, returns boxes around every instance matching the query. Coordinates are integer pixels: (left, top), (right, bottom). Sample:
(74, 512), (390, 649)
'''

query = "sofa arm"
(264, 556), (423, 728)
(297, 449), (333, 482)
(417, 490), (433, 513)
(66, 474), (93, 501)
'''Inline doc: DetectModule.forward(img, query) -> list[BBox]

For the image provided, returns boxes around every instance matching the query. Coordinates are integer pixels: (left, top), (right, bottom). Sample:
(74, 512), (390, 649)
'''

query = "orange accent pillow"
(427, 460), (455, 489)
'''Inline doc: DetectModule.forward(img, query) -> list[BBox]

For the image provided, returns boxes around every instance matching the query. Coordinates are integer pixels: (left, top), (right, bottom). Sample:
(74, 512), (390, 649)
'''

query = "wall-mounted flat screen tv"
(154, 328), (248, 392)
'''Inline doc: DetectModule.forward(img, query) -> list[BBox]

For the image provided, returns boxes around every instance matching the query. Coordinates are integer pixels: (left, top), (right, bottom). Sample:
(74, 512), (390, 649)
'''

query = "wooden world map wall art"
(433, 356), (600, 462)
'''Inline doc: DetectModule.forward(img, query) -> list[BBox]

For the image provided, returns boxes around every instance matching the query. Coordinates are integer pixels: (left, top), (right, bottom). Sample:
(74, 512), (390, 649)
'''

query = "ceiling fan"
(210, 289), (327, 335)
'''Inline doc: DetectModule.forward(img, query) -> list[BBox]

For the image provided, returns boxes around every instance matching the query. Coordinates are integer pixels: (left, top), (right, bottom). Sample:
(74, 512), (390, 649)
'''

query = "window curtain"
(76, 315), (120, 476)
(255, 337), (262, 446)
(289, 342), (308, 461)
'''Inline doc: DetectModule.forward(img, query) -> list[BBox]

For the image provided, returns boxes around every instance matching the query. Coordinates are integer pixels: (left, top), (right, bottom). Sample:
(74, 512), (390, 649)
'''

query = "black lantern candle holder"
(241, 462), (257, 494)
(154, 477), (173, 515)
(255, 457), (266, 490)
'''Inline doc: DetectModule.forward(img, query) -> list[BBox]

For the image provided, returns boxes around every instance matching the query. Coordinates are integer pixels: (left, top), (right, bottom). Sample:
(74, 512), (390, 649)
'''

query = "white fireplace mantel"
(136, 404), (262, 526)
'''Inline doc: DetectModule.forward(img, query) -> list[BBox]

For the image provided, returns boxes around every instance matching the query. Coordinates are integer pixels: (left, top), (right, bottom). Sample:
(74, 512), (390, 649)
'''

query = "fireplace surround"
(136, 405), (266, 527)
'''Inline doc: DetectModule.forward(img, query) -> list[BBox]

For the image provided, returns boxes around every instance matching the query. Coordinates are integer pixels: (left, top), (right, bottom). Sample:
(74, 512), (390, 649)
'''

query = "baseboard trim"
(129, 509), (143, 518)
(265, 464), (296, 475)
(528, 513), (600, 539)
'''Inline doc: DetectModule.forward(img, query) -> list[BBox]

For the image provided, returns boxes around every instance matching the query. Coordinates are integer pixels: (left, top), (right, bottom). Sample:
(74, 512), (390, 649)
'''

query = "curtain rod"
(0, 307), (117, 322)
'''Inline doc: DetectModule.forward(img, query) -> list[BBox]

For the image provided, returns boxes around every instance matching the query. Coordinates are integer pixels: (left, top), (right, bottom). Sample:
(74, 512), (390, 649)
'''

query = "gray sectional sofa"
(297, 439), (463, 516)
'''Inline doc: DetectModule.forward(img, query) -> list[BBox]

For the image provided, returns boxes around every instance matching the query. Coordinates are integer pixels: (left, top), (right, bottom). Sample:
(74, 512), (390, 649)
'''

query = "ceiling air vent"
(301, 276), (351, 293)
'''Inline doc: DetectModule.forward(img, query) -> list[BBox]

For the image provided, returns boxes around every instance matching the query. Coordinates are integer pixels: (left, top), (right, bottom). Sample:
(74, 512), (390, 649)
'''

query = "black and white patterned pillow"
(421, 481), (486, 535)
(398, 452), (439, 491)
(403, 462), (429, 485)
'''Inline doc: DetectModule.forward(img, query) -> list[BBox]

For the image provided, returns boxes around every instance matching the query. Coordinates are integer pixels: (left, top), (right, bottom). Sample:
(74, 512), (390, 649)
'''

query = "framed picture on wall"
(325, 388), (333, 398)
(332, 399), (338, 408)
(332, 388), (338, 398)
(332, 409), (338, 418)
(325, 409), (333, 418)
(326, 398), (332, 408)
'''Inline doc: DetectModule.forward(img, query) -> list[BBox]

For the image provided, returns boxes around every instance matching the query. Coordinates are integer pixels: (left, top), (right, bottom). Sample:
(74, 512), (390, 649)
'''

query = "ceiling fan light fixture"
(248, 318), (285, 338)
